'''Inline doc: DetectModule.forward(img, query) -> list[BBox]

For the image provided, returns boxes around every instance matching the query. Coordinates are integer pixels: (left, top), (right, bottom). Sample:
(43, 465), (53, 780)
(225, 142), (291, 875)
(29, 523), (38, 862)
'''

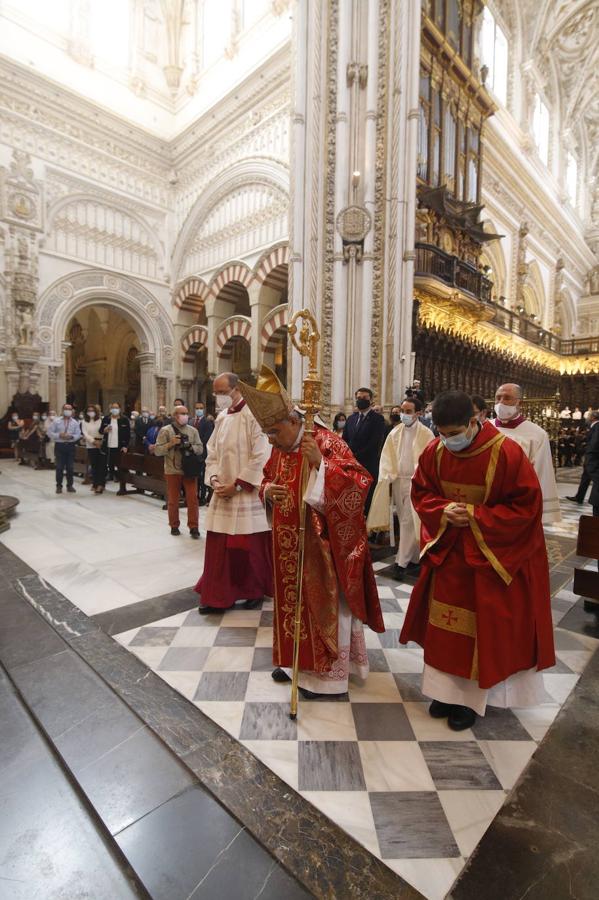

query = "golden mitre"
(238, 365), (294, 429)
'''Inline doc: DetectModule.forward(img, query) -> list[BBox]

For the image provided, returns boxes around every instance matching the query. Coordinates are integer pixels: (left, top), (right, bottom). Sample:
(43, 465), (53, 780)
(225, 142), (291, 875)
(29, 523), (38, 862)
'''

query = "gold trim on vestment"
(429, 597), (476, 638)
(420, 507), (450, 558)
(483, 436), (505, 502)
(466, 503), (512, 585)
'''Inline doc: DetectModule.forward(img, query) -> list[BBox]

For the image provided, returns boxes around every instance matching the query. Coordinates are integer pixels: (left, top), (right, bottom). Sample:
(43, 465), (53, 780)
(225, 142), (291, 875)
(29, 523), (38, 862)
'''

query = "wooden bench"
(573, 514), (599, 613)
(117, 450), (167, 501)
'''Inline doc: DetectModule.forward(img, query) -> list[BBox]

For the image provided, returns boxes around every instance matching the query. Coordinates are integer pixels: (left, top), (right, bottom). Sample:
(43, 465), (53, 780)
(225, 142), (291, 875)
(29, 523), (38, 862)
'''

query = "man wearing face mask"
(367, 398), (434, 580)
(194, 373), (273, 613)
(493, 383), (561, 525)
(400, 390), (554, 731)
(134, 407), (152, 451)
(47, 403), (82, 493)
(342, 388), (387, 515)
(99, 402), (130, 482)
(154, 406), (202, 538)
(190, 400), (215, 506)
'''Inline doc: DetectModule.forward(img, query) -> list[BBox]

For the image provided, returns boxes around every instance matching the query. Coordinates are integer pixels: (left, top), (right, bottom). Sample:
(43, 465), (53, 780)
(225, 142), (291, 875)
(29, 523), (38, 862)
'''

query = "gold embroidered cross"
(451, 487), (468, 503)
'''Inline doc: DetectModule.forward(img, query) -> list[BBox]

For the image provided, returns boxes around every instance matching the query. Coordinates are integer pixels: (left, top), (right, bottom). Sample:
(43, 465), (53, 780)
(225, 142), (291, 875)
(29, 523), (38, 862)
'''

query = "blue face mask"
(195, 409), (204, 417)
(400, 413), (415, 427)
(440, 425), (475, 452)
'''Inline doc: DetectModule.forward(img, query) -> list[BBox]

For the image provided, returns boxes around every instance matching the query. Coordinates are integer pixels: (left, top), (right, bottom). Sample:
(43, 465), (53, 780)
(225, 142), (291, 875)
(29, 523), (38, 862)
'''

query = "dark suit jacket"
(100, 415), (131, 450)
(190, 416), (215, 461)
(342, 409), (386, 478)
(585, 424), (599, 506)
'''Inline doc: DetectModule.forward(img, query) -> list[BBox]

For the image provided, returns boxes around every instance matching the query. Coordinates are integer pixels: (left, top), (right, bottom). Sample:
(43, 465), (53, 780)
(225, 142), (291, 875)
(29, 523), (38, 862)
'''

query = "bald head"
(495, 383), (523, 422)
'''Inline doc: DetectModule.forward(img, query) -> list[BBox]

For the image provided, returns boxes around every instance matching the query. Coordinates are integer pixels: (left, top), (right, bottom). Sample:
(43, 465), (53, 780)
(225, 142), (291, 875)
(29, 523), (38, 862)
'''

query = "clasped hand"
(265, 482), (289, 505)
(445, 502), (470, 528)
(300, 434), (321, 467)
(213, 480), (236, 500)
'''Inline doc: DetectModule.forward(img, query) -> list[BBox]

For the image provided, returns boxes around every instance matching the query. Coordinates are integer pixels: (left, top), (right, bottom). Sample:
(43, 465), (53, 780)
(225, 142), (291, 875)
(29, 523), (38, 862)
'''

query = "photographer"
(405, 379), (424, 404)
(154, 405), (203, 538)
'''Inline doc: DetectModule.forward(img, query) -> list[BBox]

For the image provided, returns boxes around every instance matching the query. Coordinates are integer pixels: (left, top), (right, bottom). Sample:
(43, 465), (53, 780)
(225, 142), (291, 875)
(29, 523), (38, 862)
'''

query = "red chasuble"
(399, 420), (555, 689)
(261, 426), (384, 674)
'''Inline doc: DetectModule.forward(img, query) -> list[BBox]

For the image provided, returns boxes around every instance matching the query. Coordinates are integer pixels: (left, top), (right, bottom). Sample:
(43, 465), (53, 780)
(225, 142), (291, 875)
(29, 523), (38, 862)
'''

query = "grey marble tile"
(298, 741), (366, 791)
(260, 610), (274, 627)
(0, 584), (66, 671)
(0, 689), (139, 899)
(558, 598), (599, 640)
(239, 702), (298, 741)
(214, 626), (258, 647)
(451, 759), (599, 900)
(9, 647), (120, 738)
(76, 725), (195, 835)
(367, 649), (390, 672)
(0, 542), (35, 580)
(158, 646), (211, 671)
(194, 671), (249, 701)
(370, 791), (460, 859)
(471, 707), (537, 741)
(393, 673), (427, 702)
(252, 647), (274, 671)
(92, 588), (197, 635)
(352, 703), (415, 740)
(54, 700), (144, 774)
(182, 608), (225, 627)
(545, 656), (574, 674)
(15, 573), (98, 638)
(377, 628), (403, 648)
(420, 741), (502, 790)
(554, 627), (596, 650)
(129, 625), (179, 646)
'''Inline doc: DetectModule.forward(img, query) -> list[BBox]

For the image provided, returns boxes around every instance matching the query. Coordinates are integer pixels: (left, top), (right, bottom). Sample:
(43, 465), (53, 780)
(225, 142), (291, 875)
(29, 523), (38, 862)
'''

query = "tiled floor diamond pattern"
(115, 497), (598, 900)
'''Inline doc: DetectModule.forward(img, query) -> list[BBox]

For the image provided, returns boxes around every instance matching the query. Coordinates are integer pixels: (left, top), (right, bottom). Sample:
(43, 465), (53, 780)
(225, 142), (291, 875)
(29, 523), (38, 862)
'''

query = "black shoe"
(66, 485), (76, 493)
(55, 485), (62, 494)
(190, 528), (200, 539)
(391, 564), (405, 581)
(429, 700), (452, 719)
(406, 563), (421, 576)
(271, 667), (291, 683)
(171, 527), (181, 536)
(565, 496), (583, 504)
(448, 705), (477, 731)
(244, 598), (262, 610)
(298, 687), (328, 700)
(198, 605), (221, 615)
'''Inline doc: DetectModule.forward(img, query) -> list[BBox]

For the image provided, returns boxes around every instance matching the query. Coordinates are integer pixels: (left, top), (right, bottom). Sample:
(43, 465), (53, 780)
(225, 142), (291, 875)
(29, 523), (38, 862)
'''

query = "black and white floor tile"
(115, 495), (598, 900)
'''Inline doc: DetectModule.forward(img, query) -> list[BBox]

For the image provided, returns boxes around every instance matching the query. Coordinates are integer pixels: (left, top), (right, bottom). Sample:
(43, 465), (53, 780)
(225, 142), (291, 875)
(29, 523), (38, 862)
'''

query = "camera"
(178, 433), (190, 448)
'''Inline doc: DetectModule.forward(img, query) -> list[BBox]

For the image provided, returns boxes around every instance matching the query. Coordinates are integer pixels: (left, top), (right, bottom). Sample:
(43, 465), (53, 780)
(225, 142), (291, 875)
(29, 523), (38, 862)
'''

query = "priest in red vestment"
(400, 390), (555, 731)
(238, 366), (384, 698)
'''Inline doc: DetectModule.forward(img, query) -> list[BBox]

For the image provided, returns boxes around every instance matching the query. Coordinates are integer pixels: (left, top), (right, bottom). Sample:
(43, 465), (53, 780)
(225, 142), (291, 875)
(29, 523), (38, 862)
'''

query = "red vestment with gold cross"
(399, 420), (555, 689)
(261, 426), (384, 674)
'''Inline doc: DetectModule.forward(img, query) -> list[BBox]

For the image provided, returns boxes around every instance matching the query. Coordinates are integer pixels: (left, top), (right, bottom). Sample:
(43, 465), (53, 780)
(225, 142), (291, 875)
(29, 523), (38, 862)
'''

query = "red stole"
(261, 427), (384, 673)
(400, 420), (555, 688)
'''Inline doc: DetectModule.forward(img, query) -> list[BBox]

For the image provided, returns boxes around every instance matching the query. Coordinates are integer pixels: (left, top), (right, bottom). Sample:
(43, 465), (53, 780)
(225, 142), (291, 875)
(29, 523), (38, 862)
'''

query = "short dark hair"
(355, 387), (373, 399)
(174, 398), (184, 405)
(432, 391), (474, 427)
(471, 394), (487, 412)
(402, 397), (423, 412)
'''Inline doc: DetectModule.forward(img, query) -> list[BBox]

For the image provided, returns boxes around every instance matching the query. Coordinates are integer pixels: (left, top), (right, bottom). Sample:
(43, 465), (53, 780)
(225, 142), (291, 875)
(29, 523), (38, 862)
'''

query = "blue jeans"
(55, 442), (76, 487)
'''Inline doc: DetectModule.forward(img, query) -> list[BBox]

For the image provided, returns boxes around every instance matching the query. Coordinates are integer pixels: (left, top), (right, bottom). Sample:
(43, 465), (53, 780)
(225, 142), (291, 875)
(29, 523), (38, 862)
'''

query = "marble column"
(137, 352), (157, 410)
(289, 0), (419, 415)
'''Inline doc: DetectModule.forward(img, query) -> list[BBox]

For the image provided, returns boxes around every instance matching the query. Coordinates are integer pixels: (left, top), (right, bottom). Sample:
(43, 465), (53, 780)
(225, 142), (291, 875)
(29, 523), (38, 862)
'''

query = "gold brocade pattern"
(429, 598), (476, 638)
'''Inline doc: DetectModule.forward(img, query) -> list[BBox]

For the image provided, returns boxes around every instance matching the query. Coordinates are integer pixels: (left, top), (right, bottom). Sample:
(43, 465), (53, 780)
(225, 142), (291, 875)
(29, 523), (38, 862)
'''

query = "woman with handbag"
(82, 404), (105, 493)
(154, 406), (203, 538)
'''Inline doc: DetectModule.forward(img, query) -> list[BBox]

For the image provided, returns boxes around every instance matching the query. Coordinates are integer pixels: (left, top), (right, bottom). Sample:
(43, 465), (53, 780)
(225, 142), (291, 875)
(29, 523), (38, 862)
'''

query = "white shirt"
(108, 417), (119, 448)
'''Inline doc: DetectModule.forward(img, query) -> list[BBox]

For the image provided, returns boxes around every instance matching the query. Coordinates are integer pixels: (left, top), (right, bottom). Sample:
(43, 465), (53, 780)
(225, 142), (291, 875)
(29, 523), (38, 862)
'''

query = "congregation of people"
(5, 373), (594, 732)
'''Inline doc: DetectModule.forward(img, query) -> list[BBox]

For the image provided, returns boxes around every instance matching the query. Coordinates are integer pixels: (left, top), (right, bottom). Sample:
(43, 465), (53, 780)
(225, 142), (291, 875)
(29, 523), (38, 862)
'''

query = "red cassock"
(399, 420), (555, 689)
(260, 426), (384, 674)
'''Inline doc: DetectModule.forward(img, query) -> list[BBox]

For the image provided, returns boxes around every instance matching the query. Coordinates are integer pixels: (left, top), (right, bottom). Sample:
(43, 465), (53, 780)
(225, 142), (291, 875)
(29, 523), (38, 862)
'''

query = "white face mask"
(215, 394), (233, 411)
(41, 414), (47, 421)
(33, 415), (39, 421)
(63, 409), (73, 418)
(110, 408), (120, 416)
(87, 411), (96, 419)
(496, 403), (518, 421)
(176, 414), (189, 425)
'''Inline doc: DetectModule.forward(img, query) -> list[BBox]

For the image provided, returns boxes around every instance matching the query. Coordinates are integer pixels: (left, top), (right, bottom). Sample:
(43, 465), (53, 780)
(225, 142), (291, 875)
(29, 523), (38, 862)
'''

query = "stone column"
(47, 366), (60, 411)
(156, 377), (167, 409)
(179, 379), (193, 407)
(137, 352), (157, 410)
(289, 0), (419, 415)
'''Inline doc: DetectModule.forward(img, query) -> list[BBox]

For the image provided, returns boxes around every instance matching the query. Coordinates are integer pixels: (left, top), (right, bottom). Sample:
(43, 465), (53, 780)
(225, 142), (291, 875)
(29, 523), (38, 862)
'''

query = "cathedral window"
(567, 153), (578, 208)
(480, 6), (508, 106)
(532, 94), (550, 166)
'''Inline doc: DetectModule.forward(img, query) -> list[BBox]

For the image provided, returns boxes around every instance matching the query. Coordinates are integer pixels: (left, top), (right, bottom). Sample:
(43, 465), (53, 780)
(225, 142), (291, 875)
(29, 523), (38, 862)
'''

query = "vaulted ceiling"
(495, 0), (599, 219)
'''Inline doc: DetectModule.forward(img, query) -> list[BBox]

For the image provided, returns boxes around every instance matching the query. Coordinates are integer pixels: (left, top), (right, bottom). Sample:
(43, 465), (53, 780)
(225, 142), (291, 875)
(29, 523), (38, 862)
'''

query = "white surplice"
(496, 419), (561, 525)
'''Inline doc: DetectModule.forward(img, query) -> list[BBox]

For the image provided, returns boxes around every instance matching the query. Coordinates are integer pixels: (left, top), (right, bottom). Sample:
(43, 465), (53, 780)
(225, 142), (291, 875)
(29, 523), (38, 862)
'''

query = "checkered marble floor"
(115, 497), (598, 900)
